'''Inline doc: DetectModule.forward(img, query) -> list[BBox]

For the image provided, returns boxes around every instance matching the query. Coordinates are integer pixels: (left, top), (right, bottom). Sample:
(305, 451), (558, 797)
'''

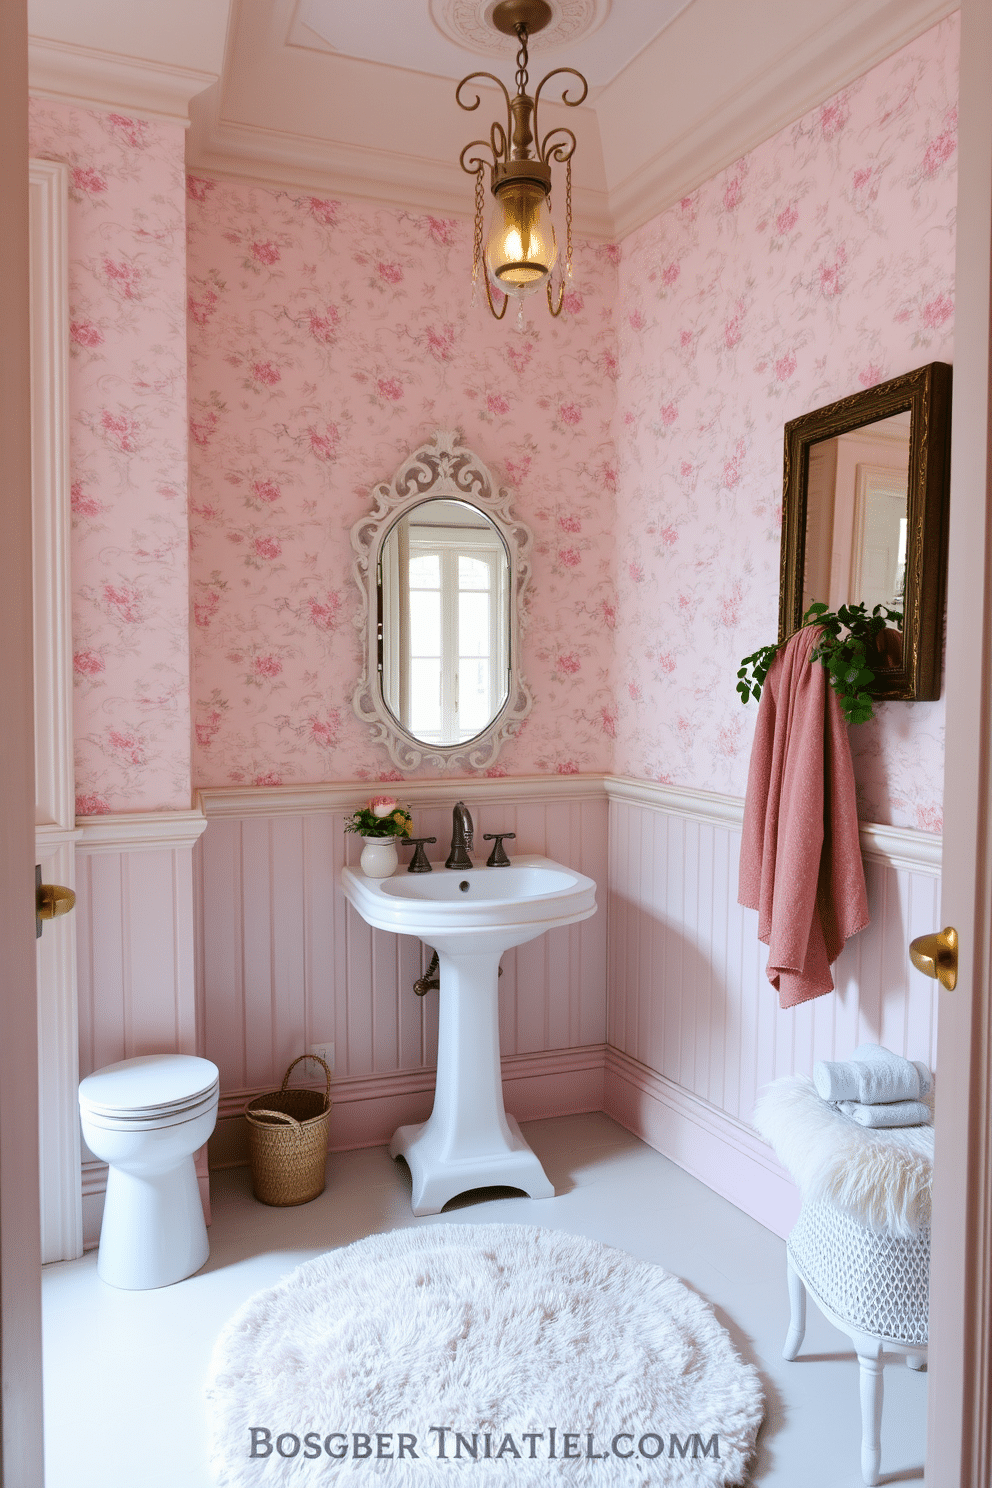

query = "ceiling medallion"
(455, 0), (588, 327)
(431, 0), (609, 59)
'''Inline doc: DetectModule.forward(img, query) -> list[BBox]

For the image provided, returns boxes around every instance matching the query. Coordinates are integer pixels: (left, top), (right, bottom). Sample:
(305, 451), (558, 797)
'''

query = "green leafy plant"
(344, 795), (414, 838)
(737, 601), (903, 726)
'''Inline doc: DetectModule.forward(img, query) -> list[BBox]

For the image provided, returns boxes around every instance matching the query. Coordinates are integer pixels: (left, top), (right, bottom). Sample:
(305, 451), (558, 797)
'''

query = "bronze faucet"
(445, 801), (474, 869)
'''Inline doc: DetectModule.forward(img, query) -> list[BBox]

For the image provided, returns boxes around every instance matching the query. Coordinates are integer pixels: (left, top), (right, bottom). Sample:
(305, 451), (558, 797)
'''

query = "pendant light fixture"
(456, 0), (587, 321)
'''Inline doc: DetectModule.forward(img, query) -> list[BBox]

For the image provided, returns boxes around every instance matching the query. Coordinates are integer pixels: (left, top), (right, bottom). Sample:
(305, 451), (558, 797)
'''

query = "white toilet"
(78, 1054), (220, 1290)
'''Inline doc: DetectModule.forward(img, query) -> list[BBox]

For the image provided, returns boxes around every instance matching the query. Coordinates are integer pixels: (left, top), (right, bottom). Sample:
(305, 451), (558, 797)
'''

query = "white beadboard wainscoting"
(74, 811), (209, 1250)
(195, 777), (610, 1169)
(603, 778), (942, 1239)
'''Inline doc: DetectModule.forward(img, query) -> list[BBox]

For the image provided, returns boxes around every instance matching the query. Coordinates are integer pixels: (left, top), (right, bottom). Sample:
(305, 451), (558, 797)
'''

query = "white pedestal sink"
(340, 855), (597, 1215)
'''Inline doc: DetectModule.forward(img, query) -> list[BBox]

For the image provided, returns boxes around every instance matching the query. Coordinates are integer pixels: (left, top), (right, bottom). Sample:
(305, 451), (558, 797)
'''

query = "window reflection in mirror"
(380, 498), (510, 746)
(803, 410), (910, 668)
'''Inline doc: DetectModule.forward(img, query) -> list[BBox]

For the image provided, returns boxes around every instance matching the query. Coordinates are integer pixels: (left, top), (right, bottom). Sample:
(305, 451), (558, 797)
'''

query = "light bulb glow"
(485, 180), (557, 299)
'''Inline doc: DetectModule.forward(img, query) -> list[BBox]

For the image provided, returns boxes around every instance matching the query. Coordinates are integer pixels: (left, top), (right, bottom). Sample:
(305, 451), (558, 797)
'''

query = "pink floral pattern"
(29, 101), (191, 814)
(187, 186), (619, 783)
(611, 18), (957, 830)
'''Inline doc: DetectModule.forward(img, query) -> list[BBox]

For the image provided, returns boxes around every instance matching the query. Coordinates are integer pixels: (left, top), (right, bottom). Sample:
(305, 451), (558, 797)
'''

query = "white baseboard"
(603, 1047), (800, 1240)
(209, 1044), (608, 1171)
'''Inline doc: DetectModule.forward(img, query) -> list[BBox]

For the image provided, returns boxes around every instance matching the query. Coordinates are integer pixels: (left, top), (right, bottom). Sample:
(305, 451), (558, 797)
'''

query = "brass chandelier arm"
(532, 66), (588, 160)
(460, 139), (498, 176)
(456, 71), (513, 149)
(539, 127), (577, 167)
(483, 275), (510, 319)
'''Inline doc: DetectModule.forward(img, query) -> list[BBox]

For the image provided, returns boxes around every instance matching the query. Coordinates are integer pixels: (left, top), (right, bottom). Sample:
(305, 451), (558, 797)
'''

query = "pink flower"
(819, 97), (850, 139)
(818, 253), (846, 297)
(559, 402), (582, 426)
(251, 240), (281, 266)
(377, 377), (404, 401)
(722, 438), (746, 487)
(188, 290), (218, 326)
(251, 536), (282, 561)
(661, 525), (679, 547)
(75, 792), (111, 816)
(628, 681), (641, 700)
(369, 795), (398, 817)
(859, 363), (884, 388)
(776, 204), (798, 235)
(724, 171), (744, 212)
(426, 325), (455, 361)
(628, 310), (646, 331)
(628, 561), (644, 583)
(426, 217), (457, 245)
(194, 592), (220, 627)
(101, 409), (141, 453)
(658, 651), (676, 674)
(724, 314), (742, 349)
(922, 128), (956, 177)
(253, 772), (282, 787)
(563, 289), (584, 314)
(308, 306), (340, 343)
(603, 243), (621, 265)
(558, 514), (581, 533)
(600, 349), (619, 380)
(103, 583), (143, 623)
(680, 329), (694, 350)
(308, 424), (340, 461)
(660, 401), (678, 427)
(922, 293), (953, 329)
(377, 260), (403, 284)
(485, 765), (508, 778)
(678, 195), (698, 221)
(73, 649), (105, 677)
(601, 463), (618, 493)
(195, 710), (223, 748)
(70, 320), (104, 348)
(306, 197), (339, 226)
(252, 478), (281, 504)
(309, 713), (340, 748)
(557, 652), (580, 675)
(71, 480), (104, 518)
(108, 729), (145, 765)
(186, 175), (215, 202)
(720, 582), (744, 628)
(252, 654), (283, 679)
(915, 803), (943, 834)
(600, 707), (617, 739)
(71, 165), (107, 197)
(190, 411), (219, 446)
(555, 760), (579, 775)
(661, 261), (680, 287)
(251, 360), (281, 386)
(102, 257), (142, 299)
(486, 393), (510, 416)
(306, 593), (340, 631)
(108, 114), (148, 149)
(775, 352), (797, 382)
(558, 547), (581, 568)
(601, 600), (617, 629)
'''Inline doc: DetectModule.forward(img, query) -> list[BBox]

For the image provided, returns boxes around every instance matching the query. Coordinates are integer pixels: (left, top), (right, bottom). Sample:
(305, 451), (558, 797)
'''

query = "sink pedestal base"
(389, 946), (555, 1216)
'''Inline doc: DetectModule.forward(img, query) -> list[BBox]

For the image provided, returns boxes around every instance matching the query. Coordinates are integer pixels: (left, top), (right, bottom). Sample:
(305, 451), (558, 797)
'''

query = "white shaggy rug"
(206, 1224), (764, 1487)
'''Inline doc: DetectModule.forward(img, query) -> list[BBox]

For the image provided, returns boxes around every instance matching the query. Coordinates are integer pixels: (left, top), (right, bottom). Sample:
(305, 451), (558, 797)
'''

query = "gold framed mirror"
(779, 362), (952, 700)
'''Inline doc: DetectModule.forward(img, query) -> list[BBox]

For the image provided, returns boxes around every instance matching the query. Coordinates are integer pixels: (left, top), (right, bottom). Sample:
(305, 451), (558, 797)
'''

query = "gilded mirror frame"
(779, 361), (952, 701)
(351, 429), (534, 771)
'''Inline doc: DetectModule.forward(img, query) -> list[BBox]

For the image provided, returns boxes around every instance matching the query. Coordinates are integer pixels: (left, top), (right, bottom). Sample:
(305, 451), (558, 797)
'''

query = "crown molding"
(75, 809), (208, 854)
(28, 37), (218, 126)
(185, 91), (615, 239)
(605, 0), (959, 241)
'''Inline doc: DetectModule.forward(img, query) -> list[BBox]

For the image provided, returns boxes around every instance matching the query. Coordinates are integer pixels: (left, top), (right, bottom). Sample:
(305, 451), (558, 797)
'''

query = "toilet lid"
(78, 1055), (219, 1116)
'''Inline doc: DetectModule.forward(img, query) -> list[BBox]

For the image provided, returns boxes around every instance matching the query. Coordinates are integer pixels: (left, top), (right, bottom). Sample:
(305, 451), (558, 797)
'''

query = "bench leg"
(783, 1256), (807, 1360)
(856, 1338), (884, 1486)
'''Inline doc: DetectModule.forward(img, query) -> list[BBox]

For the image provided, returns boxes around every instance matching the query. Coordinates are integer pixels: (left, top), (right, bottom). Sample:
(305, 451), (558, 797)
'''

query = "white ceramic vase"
(360, 836), (399, 878)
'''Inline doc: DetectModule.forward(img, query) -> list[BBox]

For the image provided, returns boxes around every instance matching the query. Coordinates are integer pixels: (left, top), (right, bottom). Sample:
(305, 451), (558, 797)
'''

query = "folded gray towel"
(813, 1043), (932, 1105)
(836, 1098), (932, 1128)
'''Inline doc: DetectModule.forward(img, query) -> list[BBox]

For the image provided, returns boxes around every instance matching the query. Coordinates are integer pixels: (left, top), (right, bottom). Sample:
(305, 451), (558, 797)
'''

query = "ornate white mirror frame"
(351, 429), (534, 771)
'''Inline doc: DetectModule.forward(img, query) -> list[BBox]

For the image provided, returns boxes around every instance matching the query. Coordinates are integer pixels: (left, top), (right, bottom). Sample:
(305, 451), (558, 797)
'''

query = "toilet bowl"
(78, 1055), (219, 1290)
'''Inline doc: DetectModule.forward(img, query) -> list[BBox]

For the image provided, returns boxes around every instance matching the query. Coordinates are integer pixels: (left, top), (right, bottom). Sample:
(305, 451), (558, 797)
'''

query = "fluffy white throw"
(752, 1074), (933, 1236)
(813, 1042), (931, 1104)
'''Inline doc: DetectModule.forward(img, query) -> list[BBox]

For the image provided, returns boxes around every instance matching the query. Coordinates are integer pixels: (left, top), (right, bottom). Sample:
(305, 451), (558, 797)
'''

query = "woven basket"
(245, 1054), (332, 1206)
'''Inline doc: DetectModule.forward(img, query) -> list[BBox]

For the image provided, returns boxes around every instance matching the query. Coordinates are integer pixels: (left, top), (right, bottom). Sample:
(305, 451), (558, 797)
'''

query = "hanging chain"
(514, 23), (529, 95)
(565, 155), (573, 283)
(471, 165), (485, 306)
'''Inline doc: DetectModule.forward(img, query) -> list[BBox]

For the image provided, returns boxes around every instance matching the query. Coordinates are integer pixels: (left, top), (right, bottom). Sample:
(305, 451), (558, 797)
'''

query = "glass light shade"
(485, 180), (558, 299)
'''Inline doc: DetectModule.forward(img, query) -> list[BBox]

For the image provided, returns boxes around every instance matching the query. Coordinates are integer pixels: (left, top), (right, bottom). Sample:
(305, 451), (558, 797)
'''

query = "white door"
(926, 3), (992, 1483)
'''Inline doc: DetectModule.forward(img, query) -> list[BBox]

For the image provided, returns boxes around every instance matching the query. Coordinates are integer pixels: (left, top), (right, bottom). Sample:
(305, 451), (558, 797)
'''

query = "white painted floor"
(42, 1113), (927, 1486)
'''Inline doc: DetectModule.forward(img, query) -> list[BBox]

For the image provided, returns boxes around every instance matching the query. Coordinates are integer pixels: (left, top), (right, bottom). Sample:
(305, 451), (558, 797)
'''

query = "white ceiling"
(291, 0), (693, 91)
(27, 0), (958, 239)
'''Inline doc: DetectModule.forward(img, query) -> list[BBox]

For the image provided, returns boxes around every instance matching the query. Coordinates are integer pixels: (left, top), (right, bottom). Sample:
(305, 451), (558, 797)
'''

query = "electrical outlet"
(309, 1042), (334, 1071)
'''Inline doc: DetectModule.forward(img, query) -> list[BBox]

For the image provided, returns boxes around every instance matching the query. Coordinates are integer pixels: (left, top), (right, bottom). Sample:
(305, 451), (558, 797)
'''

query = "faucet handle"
(482, 832), (515, 867)
(401, 837), (436, 873)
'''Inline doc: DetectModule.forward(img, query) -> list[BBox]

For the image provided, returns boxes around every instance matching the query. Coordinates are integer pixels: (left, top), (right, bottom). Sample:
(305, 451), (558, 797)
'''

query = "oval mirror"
(351, 431), (533, 771)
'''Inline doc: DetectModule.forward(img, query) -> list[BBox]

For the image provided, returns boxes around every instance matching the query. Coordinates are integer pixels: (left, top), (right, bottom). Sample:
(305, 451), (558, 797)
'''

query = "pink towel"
(738, 625), (869, 1009)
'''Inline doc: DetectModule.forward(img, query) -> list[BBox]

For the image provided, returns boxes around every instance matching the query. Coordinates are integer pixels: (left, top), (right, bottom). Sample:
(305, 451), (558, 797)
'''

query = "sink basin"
(342, 855), (596, 954)
(340, 853), (598, 1215)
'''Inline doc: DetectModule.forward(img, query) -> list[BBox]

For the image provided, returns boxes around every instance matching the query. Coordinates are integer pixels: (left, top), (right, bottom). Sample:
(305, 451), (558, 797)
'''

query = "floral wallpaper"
(29, 101), (191, 815)
(612, 15), (958, 832)
(186, 186), (619, 784)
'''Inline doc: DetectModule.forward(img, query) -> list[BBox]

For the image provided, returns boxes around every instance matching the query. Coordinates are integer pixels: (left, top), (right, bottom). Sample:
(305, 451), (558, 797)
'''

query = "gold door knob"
(909, 926), (958, 991)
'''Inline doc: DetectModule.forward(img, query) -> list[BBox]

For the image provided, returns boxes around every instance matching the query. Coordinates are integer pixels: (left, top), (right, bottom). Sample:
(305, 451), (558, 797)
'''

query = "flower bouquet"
(344, 796), (413, 839)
